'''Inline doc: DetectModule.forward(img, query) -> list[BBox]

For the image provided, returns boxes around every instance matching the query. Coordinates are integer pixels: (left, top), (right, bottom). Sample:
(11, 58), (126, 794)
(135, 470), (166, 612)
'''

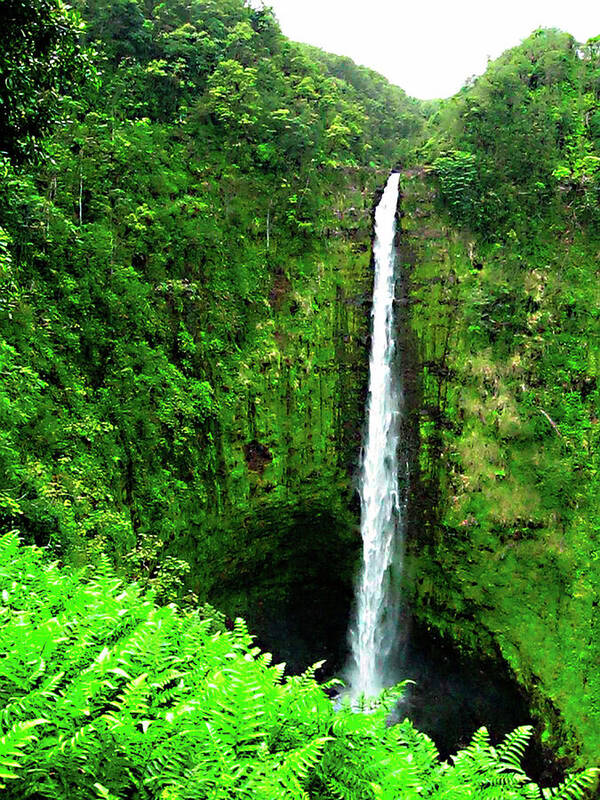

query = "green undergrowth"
(0, 532), (597, 800)
(404, 30), (600, 767)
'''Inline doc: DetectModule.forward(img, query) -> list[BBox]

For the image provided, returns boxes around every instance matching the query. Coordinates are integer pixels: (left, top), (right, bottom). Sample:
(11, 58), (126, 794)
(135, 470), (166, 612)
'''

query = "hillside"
(2, 1), (600, 793)
(402, 29), (600, 765)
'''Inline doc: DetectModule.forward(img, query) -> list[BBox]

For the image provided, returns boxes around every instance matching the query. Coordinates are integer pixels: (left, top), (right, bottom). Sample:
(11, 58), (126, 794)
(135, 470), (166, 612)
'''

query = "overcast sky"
(265, 0), (599, 99)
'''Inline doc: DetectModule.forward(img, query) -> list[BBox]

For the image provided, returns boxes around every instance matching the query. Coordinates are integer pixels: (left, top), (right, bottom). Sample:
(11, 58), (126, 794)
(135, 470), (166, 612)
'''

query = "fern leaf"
(0, 718), (46, 788)
(497, 725), (533, 774)
(542, 769), (600, 800)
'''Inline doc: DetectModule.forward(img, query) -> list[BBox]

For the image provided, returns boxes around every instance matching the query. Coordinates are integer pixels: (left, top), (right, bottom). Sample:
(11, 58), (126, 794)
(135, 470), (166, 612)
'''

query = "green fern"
(542, 770), (600, 800)
(0, 719), (46, 788)
(0, 532), (597, 800)
(497, 725), (534, 773)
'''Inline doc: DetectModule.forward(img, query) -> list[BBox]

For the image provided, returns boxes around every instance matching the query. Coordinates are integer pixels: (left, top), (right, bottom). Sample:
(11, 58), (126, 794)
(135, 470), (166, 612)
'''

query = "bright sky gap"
(264, 0), (599, 98)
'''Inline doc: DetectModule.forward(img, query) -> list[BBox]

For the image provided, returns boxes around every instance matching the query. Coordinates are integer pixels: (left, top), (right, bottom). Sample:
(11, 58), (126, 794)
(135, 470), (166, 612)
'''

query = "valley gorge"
(1, 3), (600, 797)
(202, 162), (600, 772)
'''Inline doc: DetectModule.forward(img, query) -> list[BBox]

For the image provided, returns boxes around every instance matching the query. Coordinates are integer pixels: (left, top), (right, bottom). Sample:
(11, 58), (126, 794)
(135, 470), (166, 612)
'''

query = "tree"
(0, 0), (89, 161)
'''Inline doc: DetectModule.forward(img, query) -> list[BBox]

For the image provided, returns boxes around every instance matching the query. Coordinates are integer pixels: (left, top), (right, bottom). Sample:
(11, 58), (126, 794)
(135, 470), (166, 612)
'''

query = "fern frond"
(497, 724), (533, 772)
(542, 769), (599, 800)
(0, 718), (46, 788)
(471, 725), (492, 749)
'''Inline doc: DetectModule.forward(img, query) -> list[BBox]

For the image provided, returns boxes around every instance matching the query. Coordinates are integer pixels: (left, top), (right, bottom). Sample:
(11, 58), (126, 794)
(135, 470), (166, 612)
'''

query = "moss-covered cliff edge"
(189, 168), (384, 669)
(399, 168), (600, 767)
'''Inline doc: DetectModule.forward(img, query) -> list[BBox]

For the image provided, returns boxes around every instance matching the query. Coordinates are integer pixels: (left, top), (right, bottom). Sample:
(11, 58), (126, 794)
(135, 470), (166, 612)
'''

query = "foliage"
(0, 532), (597, 799)
(4, 0), (600, 784)
(0, 0), (425, 583)
(425, 28), (600, 234)
(431, 150), (478, 225)
(0, 0), (91, 161)
(402, 146), (600, 766)
(407, 39), (600, 768)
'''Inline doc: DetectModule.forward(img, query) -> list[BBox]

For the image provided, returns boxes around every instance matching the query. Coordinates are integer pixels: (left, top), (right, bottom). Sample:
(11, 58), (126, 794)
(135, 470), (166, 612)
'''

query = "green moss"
(401, 170), (600, 767)
(180, 171), (381, 622)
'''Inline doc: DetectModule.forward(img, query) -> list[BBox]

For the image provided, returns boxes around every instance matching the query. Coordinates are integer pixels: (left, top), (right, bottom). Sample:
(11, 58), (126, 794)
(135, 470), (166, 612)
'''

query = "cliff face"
(198, 165), (600, 766)
(0, 128), (386, 671)
(398, 169), (600, 767)
(0, 0), (427, 624)
(186, 169), (386, 671)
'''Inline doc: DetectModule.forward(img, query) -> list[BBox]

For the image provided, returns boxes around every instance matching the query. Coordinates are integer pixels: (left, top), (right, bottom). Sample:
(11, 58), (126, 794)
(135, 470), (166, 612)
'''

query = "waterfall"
(348, 171), (404, 698)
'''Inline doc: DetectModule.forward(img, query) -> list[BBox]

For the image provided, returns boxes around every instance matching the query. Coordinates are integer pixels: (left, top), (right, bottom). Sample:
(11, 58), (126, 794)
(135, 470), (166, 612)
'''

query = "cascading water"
(348, 171), (405, 698)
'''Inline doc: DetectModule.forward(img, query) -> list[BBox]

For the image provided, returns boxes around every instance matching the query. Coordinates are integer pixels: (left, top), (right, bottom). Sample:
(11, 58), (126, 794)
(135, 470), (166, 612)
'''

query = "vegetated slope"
(401, 29), (600, 766)
(0, 0), (425, 619)
(1, 531), (596, 800)
(6, 0), (600, 778)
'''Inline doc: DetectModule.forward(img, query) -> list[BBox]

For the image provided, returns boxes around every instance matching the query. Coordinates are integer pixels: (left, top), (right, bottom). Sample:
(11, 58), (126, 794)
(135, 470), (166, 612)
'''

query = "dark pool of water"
(253, 600), (565, 786)
(388, 619), (566, 785)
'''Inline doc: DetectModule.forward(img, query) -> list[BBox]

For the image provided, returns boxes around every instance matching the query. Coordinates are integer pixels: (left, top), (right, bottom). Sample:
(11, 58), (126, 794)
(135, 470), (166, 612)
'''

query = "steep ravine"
(200, 172), (570, 779)
(196, 167), (599, 774)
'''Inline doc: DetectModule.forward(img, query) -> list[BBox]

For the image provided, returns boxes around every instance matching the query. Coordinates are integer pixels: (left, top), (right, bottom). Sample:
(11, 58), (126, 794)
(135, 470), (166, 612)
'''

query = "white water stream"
(348, 172), (404, 698)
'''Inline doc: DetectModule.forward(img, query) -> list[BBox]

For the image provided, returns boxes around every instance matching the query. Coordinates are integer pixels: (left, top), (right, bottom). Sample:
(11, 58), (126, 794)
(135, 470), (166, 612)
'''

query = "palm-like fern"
(542, 772), (600, 800)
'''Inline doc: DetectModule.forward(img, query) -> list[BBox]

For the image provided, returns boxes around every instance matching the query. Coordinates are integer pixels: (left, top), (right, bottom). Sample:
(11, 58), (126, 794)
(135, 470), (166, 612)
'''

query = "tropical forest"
(1, 0), (600, 797)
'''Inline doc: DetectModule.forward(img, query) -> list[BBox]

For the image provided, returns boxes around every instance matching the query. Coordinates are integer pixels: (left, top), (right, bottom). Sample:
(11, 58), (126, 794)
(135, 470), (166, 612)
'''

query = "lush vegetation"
(0, 0), (92, 162)
(401, 26), (600, 768)
(1, 532), (597, 800)
(3, 0), (600, 793)
(0, 0), (424, 592)
(425, 29), (600, 234)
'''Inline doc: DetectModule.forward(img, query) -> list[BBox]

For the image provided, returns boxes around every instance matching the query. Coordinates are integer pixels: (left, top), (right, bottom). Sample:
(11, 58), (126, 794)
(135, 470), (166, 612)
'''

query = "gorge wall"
(4, 0), (600, 777)
(398, 169), (600, 768)
(203, 162), (600, 773)
(191, 168), (382, 673)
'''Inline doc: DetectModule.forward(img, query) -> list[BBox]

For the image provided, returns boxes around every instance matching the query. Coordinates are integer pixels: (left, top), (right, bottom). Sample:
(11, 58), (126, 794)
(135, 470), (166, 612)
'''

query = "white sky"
(265, 0), (599, 99)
